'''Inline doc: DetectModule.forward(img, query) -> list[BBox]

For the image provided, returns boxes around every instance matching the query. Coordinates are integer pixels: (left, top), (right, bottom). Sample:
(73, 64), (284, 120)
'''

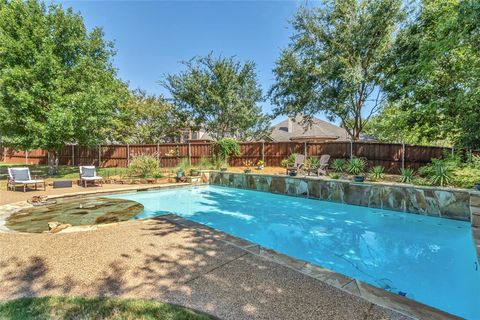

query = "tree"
(269, 0), (403, 140)
(106, 89), (186, 144)
(0, 1), (127, 173)
(161, 54), (270, 141)
(382, 0), (480, 148)
(362, 104), (448, 145)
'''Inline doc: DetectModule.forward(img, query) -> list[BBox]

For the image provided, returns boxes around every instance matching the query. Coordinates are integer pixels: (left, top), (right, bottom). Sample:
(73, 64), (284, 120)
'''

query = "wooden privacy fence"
(0, 141), (459, 173)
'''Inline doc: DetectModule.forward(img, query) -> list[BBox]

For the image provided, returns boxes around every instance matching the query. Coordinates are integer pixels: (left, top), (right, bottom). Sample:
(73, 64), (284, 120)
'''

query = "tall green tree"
(0, 0), (127, 173)
(362, 104), (449, 145)
(161, 54), (270, 141)
(382, 0), (480, 148)
(106, 90), (186, 144)
(269, 0), (403, 140)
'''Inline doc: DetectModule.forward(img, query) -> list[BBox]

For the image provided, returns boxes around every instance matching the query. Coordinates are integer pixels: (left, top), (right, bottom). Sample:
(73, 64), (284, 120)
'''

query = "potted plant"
(243, 160), (253, 173)
(347, 157), (366, 182)
(256, 160), (265, 170)
(176, 169), (184, 178)
(190, 168), (200, 176)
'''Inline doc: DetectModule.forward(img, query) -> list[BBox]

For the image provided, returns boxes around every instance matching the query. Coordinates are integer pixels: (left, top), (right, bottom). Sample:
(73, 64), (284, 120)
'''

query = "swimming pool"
(108, 185), (480, 319)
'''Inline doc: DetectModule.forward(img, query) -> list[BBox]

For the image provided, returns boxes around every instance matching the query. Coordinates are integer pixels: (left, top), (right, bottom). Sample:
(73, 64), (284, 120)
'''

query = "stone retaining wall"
(208, 171), (476, 222)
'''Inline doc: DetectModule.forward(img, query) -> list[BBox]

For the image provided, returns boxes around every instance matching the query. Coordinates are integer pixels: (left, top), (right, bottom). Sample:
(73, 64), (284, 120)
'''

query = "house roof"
(268, 115), (350, 142)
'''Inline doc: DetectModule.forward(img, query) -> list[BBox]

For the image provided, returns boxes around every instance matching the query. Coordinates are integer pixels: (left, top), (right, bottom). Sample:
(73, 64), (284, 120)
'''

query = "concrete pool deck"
(0, 215), (414, 320)
(0, 183), (186, 206)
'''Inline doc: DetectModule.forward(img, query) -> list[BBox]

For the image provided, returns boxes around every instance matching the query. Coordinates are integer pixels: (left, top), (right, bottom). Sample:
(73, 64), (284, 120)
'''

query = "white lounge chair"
(7, 167), (45, 192)
(79, 166), (103, 187)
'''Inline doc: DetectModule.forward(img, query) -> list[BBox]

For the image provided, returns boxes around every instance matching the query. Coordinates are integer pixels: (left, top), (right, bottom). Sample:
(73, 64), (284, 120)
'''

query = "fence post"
(98, 145), (101, 167)
(261, 141), (265, 163)
(402, 143), (405, 170)
(350, 140), (353, 159)
(304, 141), (307, 159)
(188, 142), (191, 166)
(25, 150), (28, 165)
(71, 145), (75, 166)
(126, 144), (130, 167)
(156, 143), (160, 166)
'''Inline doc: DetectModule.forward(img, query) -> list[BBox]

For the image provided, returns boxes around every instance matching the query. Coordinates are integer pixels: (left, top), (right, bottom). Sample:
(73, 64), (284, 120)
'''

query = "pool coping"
(158, 214), (460, 320)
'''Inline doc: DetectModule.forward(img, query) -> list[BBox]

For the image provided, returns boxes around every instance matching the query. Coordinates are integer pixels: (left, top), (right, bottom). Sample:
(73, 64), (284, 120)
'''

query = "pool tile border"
(159, 214), (460, 320)
(207, 171), (476, 222)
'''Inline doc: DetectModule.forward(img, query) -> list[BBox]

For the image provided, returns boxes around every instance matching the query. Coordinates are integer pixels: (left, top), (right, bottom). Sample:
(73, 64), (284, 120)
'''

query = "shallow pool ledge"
(207, 170), (478, 223)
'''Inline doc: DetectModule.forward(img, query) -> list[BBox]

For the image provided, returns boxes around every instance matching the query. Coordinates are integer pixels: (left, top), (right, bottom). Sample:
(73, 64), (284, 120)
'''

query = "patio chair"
(286, 154), (305, 175)
(79, 166), (103, 187)
(7, 167), (46, 192)
(307, 154), (331, 176)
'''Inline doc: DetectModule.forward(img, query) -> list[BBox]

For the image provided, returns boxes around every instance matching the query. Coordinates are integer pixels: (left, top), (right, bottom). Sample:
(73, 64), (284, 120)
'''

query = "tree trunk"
(47, 150), (59, 176)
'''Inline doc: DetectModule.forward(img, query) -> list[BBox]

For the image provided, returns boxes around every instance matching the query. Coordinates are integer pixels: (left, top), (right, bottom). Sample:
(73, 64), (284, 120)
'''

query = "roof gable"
(269, 115), (349, 141)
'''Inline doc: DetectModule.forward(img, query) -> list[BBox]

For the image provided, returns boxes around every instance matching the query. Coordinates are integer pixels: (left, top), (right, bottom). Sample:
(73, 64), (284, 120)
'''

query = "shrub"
(281, 153), (297, 168)
(369, 166), (385, 181)
(306, 156), (320, 170)
(331, 159), (346, 172)
(346, 158), (365, 176)
(212, 156), (228, 170)
(431, 162), (453, 187)
(399, 168), (414, 184)
(128, 155), (161, 178)
(212, 138), (241, 162)
(198, 157), (213, 170)
(467, 153), (480, 169)
(450, 166), (480, 188)
(329, 173), (340, 179)
(175, 158), (191, 173)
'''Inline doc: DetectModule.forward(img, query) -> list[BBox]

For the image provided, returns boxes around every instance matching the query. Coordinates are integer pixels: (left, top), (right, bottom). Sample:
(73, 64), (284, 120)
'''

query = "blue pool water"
(108, 185), (480, 319)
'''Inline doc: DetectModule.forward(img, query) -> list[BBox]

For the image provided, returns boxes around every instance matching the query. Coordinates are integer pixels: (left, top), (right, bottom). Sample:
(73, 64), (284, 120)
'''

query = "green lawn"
(0, 297), (212, 320)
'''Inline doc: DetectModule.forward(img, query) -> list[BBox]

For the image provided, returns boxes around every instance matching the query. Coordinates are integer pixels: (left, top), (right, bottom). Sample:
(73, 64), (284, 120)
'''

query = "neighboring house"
(174, 128), (212, 143)
(265, 115), (364, 142)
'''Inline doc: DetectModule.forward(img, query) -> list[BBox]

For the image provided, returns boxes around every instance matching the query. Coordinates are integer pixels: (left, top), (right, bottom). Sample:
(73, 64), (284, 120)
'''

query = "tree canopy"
(0, 0), (127, 170)
(269, 0), (403, 140)
(380, 0), (480, 148)
(106, 90), (186, 144)
(161, 54), (270, 141)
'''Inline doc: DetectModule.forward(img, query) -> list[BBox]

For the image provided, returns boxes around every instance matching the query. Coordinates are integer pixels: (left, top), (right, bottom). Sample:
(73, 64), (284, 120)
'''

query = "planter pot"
(220, 167), (227, 172)
(288, 171), (297, 177)
(244, 169), (252, 174)
(257, 165), (264, 170)
(475, 184), (480, 191)
(176, 171), (184, 178)
(353, 176), (365, 182)
(190, 170), (200, 176)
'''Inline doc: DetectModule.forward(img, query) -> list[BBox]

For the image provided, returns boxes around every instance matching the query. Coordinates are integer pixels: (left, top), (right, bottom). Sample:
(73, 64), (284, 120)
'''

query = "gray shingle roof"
(268, 115), (349, 141)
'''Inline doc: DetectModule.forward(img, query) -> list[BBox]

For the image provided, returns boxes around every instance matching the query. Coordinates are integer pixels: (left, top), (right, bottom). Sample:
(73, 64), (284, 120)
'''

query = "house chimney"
(288, 117), (293, 133)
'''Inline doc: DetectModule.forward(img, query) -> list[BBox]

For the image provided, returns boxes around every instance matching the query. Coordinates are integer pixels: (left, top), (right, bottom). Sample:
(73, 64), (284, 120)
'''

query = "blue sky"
(59, 1), (304, 121)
